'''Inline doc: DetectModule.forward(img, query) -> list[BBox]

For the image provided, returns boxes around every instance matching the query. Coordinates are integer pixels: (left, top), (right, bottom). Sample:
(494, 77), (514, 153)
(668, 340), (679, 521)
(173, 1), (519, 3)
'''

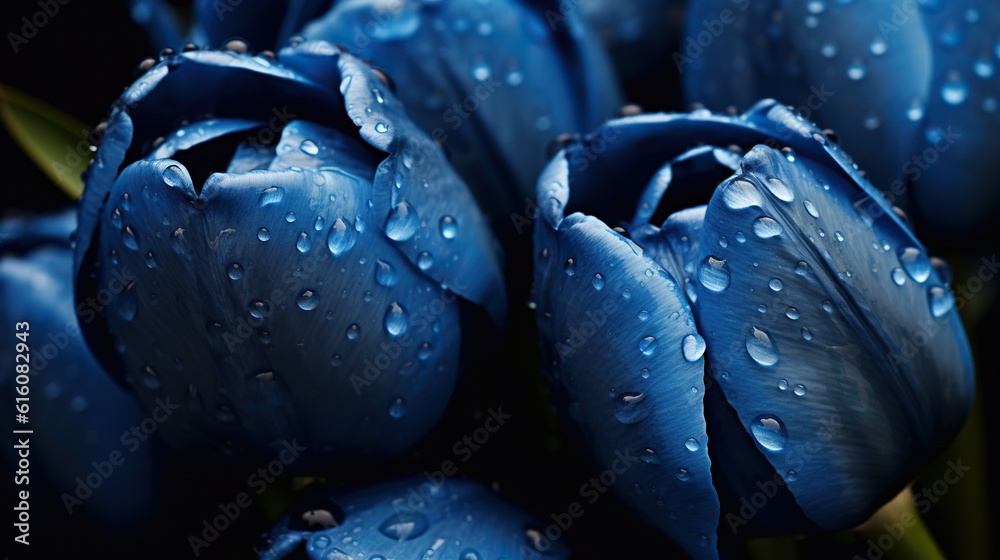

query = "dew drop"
(722, 179), (763, 210)
(698, 256), (731, 292)
(375, 122), (388, 133)
(898, 247), (931, 283)
(385, 200), (420, 241)
(592, 273), (605, 291)
(769, 278), (784, 291)
(296, 289), (319, 310)
(785, 307), (800, 320)
(388, 397), (409, 419)
(793, 384), (807, 396)
(614, 392), (651, 424)
(299, 140), (319, 155)
(375, 259), (398, 287)
(750, 414), (787, 452)
(685, 438), (700, 452)
(801, 327), (813, 340)
(682, 334), (706, 362)
(745, 327), (779, 366)
(928, 286), (954, 318)
(765, 177), (794, 202)
(346, 323), (360, 340)
(258, 186), (284, 206)
(296, 232), (311, 253)
(753, 217), (783, 238)
(417, 251), (433, 270)
(804, 200), (819, 218)
(639, 336), (658, 356)
(122, 226), (140, 250)
(439, 215), (458, 238)
(940, 71), (969, 105)
(228, 263), (244, 280)
(385, 301), (409, 336)
(257, 227), (270, 241)
(892, 267), (907, 286)
(327, 218), (358, 256)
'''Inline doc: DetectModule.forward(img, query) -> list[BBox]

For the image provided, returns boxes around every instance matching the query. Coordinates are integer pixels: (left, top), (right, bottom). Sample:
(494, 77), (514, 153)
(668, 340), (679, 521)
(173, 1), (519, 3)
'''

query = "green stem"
(854, 487), (946, 560)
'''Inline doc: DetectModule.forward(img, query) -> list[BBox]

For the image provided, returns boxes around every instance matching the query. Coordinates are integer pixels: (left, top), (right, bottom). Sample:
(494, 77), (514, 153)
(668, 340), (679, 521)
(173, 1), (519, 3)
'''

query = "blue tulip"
(533, 100), (974, 559)
(0, 210), (155, 529)
(257, 475), (569, 559)
(681, 0), (1000, 237)
(128, 0), (334, 50)
(73, 42), (506, 461)
(299, 0), (623, 231)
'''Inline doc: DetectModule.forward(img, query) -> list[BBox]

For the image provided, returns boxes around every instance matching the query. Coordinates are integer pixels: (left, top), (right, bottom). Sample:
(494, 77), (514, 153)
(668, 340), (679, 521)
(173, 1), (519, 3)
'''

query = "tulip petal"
(693, 144), (974, 529)
(94, 158), (461, 458)
(0, 211), (155, 527)
(300, 0), (622, 230)
(267, 119), (379, 179)
(146, 118), (265, 160)
(534, 207), (720, 558)
(336, 50), (507, 326)
(259, 477), (569, 559)
(682, 0), (933, 192)
(192, 0), (332, 50)
(913, 1), (1000, 235)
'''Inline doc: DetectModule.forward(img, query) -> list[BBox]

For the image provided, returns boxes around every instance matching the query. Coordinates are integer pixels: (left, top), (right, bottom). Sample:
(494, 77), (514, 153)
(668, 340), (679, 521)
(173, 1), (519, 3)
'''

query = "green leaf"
(0, 83), (92, 199)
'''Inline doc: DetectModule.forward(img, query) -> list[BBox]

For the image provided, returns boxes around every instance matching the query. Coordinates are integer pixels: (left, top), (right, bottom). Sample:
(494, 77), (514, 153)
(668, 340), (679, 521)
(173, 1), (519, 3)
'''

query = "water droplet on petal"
(698, 256), (731, 292)
(439, 215), (457, 238)
(564, 258), (575, 276)
(122, 226), (140, 250)
(750, 414), (787, 451)
(941, 71), (969, 105)
(793, 384), (807, 396)
(141, 365), (160, 389)
(765, 177), (794, 202)
(299, 140), (319, 155)
(375, 122), (388, 133)
(746, 327), (779, 366)
(898, 247), (931, 283)
(346, 323), (360, 340)
(592, 273), (605, 291)
(296, 232), (311, 253)
(801, 327), (813, 340)
(753, 217), (783, 238)
(785, 307), (800, 320)
(892, 267), (907, 286)
(639, 336), (658, 356)
(388, 397), (409, 419)
(682, 334), (706, 362)
(385, 302), (408, 336)
(385, 200), (419, 241)
(769, 278), (784, 291)
(257, 227), (270, 241)
(615, 392), (651, 424)
(804, 200), (819, 218)
(259, 186), (284, 206)
(417, 251), (433, 270)
(685, 438), (700, 452)
(722, 179), (763, 209)
(375, 259), (397, 287)
(327, 218), (357, 256)
(296, 289), (319, 310)
(928, 286), (954, 318)
(228, 263), (244, 280)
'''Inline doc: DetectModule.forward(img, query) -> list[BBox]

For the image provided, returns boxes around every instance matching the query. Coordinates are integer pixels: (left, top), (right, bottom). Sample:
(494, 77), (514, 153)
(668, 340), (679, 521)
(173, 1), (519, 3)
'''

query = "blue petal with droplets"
(300, 0), (622, 230)
(682, 0), (933, 193)
(912, 0), (1000, 235)
(258, 476), (569, 559)
(75, 45), (504, 461)
(535, 175), (720, 556)
(694, 144), (974, 529)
